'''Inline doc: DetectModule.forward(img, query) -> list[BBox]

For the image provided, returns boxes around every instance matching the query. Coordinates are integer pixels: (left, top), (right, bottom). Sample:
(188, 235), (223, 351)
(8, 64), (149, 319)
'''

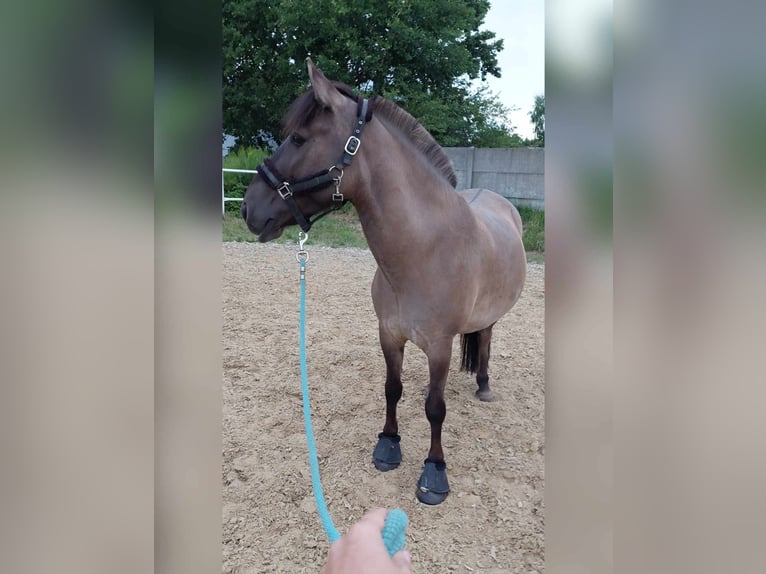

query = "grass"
(222, 147), (270, 211)
(516, 205), (545, 262)
(225, 201), (544, 261)
(223, 202), (369, 249)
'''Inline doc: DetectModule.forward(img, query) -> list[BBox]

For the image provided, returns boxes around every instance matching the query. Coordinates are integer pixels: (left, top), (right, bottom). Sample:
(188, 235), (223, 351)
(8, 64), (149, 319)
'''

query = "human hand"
(321, 508), (412, 574)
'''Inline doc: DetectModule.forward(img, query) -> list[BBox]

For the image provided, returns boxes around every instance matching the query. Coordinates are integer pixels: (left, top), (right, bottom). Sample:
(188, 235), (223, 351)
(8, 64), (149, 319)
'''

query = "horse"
(241, 58), (526, 505)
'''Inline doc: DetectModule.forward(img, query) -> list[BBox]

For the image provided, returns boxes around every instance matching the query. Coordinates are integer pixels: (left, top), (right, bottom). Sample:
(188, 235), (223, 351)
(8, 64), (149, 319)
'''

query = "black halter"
(256, 96), (372, 233)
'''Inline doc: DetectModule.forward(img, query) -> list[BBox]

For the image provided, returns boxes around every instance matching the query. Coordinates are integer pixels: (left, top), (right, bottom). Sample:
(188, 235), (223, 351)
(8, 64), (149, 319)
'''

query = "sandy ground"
(223, 241), (544, 573)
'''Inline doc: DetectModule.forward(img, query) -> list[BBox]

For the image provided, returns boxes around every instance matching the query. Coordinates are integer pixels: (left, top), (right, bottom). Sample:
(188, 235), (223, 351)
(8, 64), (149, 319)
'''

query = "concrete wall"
(444, 147), (544, 210)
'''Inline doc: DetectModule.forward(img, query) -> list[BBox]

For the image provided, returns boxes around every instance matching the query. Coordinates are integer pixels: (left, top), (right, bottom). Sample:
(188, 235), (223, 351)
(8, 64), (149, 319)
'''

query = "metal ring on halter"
(327, 165), (344, 182)
(328, 166), (345, 203)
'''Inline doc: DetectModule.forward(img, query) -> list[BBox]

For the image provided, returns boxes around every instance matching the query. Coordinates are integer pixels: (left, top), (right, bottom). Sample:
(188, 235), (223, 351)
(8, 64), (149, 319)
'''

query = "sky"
(479, 1), (545, 140)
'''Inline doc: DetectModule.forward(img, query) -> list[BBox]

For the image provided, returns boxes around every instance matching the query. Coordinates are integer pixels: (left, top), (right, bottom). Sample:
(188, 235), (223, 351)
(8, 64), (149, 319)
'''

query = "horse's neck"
(352, 126), (464, 282)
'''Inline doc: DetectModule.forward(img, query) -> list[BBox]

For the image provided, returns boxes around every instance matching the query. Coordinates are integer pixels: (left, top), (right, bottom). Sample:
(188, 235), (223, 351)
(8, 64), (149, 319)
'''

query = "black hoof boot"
(476, 374), (494, 402)
(373, 433), (402, 471)
(416, 460), (449, 505)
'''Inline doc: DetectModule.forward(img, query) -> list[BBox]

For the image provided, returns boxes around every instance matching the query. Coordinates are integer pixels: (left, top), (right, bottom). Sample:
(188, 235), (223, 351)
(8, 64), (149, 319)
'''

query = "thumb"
(391, 550), (412, 573)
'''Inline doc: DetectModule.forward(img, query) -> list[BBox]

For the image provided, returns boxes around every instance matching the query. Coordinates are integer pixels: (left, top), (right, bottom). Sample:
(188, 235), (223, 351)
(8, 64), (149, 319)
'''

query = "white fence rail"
(222, 147), (545, 214)
(222, 168), (258, 214)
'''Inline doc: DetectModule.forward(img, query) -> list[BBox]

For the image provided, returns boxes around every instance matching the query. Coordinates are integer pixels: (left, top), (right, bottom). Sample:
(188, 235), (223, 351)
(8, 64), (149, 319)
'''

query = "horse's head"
(242, 58), (370, 242)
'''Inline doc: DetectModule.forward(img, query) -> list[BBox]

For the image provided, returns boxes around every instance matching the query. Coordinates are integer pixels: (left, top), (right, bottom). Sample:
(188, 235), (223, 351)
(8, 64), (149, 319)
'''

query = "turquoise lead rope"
(296, 232), (408, 556)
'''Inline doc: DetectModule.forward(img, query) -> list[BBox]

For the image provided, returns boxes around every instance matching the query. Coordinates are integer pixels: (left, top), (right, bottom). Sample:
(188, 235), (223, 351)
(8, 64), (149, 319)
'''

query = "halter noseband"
(256, 96), (372, 233)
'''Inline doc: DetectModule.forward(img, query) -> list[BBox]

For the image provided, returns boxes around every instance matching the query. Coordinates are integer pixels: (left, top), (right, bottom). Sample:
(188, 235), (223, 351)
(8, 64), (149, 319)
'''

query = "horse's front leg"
(372, 327), (405, 471)
(417, 339), (452, 505)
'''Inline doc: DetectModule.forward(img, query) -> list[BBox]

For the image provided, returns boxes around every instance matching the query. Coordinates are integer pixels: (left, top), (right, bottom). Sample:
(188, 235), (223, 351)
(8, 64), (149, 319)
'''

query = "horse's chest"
(381, 295), (461, 344)
(373, 268), (477, 344)
(380, 315), (432, 350)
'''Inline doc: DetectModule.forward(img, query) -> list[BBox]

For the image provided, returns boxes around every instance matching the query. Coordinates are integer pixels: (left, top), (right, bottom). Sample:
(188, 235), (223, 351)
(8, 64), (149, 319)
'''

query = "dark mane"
(281, 83), (457, 188)
(369, 95), (457, 188)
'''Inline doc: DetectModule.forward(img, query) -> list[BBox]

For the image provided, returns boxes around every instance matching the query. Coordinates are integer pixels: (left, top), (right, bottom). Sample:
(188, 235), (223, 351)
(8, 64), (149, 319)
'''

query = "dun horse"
(242, 59), (526, 505)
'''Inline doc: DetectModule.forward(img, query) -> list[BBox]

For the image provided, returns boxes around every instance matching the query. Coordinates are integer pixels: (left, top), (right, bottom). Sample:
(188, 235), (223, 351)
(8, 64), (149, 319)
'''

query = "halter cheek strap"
(257, 160), (314, 232)
(256, 97), (372, 233)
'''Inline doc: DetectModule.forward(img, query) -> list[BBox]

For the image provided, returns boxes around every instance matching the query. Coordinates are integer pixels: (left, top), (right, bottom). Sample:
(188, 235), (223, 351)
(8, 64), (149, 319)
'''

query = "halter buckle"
(344, 136), (361, 156)
(277, 182), (292, 199)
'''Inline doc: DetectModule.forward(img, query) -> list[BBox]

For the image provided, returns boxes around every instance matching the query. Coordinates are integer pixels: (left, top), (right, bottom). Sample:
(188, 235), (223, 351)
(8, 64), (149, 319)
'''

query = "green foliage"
(226, 195), (544, 257)
(222, 211), (260, 242)
(517, 205), (545, 253)
(223, 0), (519, 147)
(467, 85), (527, 147)
(292, 203), (369, 249)
(223, 203), (369, 249)
(223, 147), (269, 214)
(224, 146), (268, 170)
(529, 94), (545, 147)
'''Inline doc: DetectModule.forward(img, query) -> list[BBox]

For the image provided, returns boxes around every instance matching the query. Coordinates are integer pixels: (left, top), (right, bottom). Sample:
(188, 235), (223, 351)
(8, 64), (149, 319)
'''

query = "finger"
(391, 550), (412, 573)
(355, 507), (389, 531)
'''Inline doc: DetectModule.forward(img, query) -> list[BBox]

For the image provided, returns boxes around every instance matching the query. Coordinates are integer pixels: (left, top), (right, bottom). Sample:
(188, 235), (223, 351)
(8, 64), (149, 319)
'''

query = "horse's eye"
(291, 133), (306, 147)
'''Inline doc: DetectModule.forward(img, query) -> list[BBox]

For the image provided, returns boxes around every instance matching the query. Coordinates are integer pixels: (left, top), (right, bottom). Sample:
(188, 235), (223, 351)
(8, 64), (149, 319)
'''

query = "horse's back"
(458, 188), (523, 244)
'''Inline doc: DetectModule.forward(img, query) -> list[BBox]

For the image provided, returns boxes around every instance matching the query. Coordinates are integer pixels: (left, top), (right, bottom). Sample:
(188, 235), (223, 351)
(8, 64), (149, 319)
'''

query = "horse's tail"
(460, 331), (480, 374)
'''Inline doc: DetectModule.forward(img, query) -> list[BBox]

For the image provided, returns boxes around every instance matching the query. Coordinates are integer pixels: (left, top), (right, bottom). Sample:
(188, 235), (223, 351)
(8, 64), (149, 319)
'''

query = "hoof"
(475, 388), (494, 402)
(374, 459), (400, 472)
(417, 488), (449, 505)
(416, 460), (449, 505)
(373, 433), (402, 472)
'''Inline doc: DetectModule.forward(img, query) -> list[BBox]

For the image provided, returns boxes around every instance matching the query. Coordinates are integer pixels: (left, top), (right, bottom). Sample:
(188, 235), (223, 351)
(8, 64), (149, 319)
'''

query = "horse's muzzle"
(241, 202), (275, 239)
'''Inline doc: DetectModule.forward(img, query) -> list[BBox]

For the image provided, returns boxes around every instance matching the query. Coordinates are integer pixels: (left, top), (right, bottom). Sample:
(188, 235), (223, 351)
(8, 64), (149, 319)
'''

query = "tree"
(529, 94), (545, 147)
(223, 0), (519, 147)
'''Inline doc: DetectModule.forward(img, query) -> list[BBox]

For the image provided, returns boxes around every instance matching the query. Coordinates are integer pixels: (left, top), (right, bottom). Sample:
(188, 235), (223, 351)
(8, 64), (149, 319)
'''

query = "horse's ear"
(306, 57), (343, 109)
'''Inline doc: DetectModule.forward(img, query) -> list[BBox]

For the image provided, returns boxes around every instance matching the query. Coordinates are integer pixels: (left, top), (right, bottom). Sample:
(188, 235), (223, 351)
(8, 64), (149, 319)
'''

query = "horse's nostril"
(240, 202), (247, 221)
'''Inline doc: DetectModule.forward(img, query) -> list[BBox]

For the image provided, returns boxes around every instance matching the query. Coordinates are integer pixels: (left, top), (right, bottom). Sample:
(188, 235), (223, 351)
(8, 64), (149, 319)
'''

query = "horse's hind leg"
(461, 324), (496, 401)
(475, 323), (495, 402)
(417, 339), (452, 505)
(372, 329), (405, 472)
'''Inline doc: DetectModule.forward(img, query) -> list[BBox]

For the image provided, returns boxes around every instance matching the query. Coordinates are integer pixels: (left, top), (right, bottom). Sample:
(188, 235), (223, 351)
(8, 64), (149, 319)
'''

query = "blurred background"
(1, 1), (765, 573)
